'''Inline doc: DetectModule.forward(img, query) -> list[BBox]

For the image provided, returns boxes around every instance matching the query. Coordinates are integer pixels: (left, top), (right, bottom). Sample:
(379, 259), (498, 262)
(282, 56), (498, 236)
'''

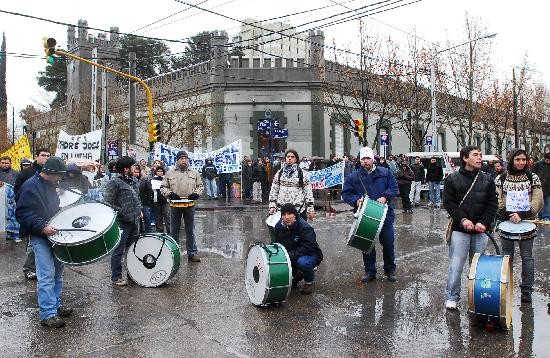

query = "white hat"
(359, 147), (374, 160)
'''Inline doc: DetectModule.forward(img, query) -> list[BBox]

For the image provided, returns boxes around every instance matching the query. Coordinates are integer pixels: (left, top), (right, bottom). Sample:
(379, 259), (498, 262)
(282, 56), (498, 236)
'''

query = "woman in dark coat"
(242, 159), (254, 200)
(396, 162), (414, 213)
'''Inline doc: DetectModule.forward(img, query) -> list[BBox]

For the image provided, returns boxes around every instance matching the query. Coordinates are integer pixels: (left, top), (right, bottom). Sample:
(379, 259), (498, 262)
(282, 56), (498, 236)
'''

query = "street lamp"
(430, 32), (497, 152)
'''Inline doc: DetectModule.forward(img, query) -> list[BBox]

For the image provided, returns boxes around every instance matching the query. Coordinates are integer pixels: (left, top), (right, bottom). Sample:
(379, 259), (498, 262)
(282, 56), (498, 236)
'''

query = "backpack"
(278, 167), (304, 188)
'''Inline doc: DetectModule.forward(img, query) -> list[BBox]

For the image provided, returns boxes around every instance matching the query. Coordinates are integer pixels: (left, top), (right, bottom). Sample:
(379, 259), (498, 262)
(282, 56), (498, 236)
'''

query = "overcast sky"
(1, 0), (547, 129)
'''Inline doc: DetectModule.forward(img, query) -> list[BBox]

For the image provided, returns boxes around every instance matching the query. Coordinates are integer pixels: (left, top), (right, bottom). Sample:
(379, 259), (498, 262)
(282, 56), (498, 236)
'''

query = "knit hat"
(359, 147), (374, 160)
(280, 203), (298, 216)
(42, 156), (67, 174)
(176, 151), (188, 160)
(116, 156), (136, 172)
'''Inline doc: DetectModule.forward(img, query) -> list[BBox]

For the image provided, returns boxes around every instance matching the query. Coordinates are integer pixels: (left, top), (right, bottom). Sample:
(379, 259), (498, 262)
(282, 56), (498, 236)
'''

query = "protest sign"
(56, 129), (102, 164)
(308, 161), (344, 189)
(0, 135), (32, 170)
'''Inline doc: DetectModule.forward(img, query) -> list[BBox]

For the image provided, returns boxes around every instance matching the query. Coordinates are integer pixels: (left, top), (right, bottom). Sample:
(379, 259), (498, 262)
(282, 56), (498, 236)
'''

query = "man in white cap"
(342, 147), (399, 282)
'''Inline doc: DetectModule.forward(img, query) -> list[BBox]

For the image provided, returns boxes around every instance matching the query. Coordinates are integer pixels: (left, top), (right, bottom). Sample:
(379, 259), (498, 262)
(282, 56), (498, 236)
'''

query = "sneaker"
(57, 306), (73, 317)
(188, 255), (201, 263)
(445, 300), (457, 310)
(361, 274), (376, 283)
(112, 279), (127, 286)
(436, 203), (441, 209)
(24, 271), (37, 280)
(385, 272), (397, 282)
(521, 292), (532, 303)
(292, 271), (304, 288)
(40, 315), (65, 328)
(427, 202), (433, 207)
(300, 282), (314, 294)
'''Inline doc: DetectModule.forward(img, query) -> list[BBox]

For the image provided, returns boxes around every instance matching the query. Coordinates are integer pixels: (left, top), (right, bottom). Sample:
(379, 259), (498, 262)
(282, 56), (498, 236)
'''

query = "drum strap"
(132, 234), (166, 269)
(259, 242), (280, 258)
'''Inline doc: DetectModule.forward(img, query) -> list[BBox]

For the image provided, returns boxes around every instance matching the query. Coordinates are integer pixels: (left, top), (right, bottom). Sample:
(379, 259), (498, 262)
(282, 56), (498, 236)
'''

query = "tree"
(118, 35), (172, 79)
(171, 31), (212, 69)
(36, 59), (67, 107)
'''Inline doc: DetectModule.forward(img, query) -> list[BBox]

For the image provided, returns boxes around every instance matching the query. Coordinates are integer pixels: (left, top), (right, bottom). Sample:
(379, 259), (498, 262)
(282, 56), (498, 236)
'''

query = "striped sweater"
(495, 172), (543, 220)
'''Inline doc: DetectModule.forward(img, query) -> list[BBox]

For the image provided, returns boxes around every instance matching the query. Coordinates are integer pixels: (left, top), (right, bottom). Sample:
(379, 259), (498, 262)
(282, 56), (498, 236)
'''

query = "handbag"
(444, 172), (480, 244)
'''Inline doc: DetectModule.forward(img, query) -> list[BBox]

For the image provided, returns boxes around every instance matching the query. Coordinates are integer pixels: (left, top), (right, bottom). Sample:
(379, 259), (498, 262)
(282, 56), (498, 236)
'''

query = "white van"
(405, 151), (500, 192)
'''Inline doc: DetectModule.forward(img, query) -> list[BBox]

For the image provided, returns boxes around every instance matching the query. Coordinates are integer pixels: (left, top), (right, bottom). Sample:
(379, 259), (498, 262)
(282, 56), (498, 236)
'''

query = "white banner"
(308, 161), (345, 189)
(154, 140), (242, 173)
(56, 129), (102, 164)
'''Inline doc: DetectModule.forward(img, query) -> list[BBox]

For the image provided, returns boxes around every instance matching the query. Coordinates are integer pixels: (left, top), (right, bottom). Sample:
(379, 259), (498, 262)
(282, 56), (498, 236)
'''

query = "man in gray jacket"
(104, 157), (142, 286)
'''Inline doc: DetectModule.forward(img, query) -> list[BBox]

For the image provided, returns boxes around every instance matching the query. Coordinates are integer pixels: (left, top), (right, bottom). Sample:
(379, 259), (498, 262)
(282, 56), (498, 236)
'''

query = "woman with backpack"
(268, 149), (315, 221)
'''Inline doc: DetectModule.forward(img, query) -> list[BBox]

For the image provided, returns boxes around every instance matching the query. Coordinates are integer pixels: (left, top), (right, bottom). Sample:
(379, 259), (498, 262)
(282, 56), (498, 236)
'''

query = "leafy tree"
(171, 31), (211, 69)
(37, 59), (67, 107)
(119, 35), (172, 79)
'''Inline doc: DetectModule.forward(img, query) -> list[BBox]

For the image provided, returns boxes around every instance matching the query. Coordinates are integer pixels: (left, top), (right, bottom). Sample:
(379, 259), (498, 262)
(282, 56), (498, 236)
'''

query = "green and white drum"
(127, 233), (181, 287)
(48, 202), (120, 265)
(58, 188), (82, 208)
(347, 198), (388, 253)
(245, 243), (292, 306)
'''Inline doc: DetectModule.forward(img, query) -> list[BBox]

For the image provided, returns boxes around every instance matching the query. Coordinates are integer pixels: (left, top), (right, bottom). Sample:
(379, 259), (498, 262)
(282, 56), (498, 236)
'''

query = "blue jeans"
(294, 255), (318, 283)
(31, 236), (64, 320)
(111, 221), (140, 281)
(501, 238), (534, 294)
(142, 206), (153, 232)
(428, 181), (441, 204)
(540, 195), (550, 220)
(445, 231), (488, 302)
(205, 178), (217, 198)
(170, 206), (197, 256)
(362, 220), (396, 275)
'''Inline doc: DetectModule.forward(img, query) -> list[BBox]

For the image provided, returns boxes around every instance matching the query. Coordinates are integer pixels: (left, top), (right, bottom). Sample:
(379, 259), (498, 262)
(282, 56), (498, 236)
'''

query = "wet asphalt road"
(1, 202), (549, 358)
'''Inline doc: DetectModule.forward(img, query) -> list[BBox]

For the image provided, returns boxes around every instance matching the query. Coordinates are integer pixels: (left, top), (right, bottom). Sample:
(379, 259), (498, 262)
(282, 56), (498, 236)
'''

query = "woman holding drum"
(495, 148), (543, 303)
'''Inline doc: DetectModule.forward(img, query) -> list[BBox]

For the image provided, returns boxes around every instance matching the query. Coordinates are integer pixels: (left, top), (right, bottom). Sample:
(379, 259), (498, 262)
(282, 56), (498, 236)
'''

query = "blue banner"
(308, 161), (344, 189)
(5, 184), (19, 235)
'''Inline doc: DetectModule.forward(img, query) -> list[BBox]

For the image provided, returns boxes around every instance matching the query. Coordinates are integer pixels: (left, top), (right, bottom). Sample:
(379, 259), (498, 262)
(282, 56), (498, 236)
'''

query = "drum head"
(245, 245), (270, 305)
(265, 211), (281, 227)
(498, 220), (536, 234)
(59, 189), (82, 208)
(127, 234), (180, 287)
(49, 203), (116, 245)
(348, 198), (368, 241)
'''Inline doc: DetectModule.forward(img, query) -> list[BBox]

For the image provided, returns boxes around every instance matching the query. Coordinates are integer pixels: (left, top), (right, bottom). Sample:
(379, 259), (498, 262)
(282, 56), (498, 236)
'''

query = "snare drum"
(468, 253), (513, 329)
(48, 203), (120, 265)
(127, 233), (181, 287)
(245, 243), (292, 306)
(347, 198), (388, 253)
(169, 199), (195, 208)
(497, 220), (537, 240)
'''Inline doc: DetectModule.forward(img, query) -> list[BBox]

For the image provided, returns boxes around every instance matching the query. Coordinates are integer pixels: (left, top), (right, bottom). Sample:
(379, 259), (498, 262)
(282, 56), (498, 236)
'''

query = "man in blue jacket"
(15, 156), (73, 328)
(273, 203), (323, 294)
(342, 146), (399, 283)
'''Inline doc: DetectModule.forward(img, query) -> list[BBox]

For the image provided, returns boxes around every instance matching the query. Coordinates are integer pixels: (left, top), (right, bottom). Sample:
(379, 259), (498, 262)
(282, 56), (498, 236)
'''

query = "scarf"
(282, 163), (298, 178)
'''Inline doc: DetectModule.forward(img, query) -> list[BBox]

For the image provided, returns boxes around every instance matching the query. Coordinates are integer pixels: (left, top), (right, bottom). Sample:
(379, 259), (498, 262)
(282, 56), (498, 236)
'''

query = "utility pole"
(101, 70), (109, 162)
(512, 68), (520, 148)
(129, 51), (136, 145)
(90, 47), (98, 131)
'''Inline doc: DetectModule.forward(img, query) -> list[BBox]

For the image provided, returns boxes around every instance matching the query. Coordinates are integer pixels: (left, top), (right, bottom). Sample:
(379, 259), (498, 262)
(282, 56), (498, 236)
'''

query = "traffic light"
(148, 122), (161, 143)
(353, 118), (364, 141)
(42, 37), (57, 63)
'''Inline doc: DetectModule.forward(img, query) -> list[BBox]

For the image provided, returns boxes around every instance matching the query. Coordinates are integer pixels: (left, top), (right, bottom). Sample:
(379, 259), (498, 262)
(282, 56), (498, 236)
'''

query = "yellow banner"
(0, 135), (32, 171)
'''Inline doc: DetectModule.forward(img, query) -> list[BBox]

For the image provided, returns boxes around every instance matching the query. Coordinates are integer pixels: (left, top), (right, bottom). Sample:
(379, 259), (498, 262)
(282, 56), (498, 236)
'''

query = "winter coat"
(252, 163), (266, 182)
(151, 176), (167, 204)
(495, 171), (543, 221)
(443, 168), (497, 233)
(341, 165), (399, 221)
(160, 166), (204, 199)
(242, 164), (254, 190)
(60, 164), (91, 194)
(396, 166), (414, 186)
(15, 173), (60, 239)
(532, 159), (550, 196)
(0, 168), (18, 185)
(201, 161), (218, 180)
(14, 162), (42, 198)
(426, 162), (444, 182)
(139, 176), (154, 207)
(269, 164), (315, 214)
(410, 163), (425, 182)
(103, 174), (142, 224)
(273, 217), (323, 264)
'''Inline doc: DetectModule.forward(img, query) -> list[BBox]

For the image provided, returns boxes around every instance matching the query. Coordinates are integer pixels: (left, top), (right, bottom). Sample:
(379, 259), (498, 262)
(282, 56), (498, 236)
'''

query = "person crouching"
(272, 203), (323, 294)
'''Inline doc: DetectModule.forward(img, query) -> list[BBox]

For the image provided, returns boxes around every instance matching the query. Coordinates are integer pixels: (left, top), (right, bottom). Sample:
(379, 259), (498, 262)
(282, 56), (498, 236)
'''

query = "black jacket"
(14, 162), (42, 199)
(532, 160), (550, 196)
(242, 164), (254, 189)
(201, 161), (218, 180)
(410, 163), (425, 182)
(139, 176), (154, 207)
(443, 168), (498, 232)
(426, 162), (443, 182)
(273, 217), (323, 264)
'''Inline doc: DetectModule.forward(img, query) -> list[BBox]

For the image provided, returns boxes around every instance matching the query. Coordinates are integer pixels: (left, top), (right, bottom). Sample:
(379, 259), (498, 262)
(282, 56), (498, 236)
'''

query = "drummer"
(342, 146), (399, 283)
(495, 148), (543, 303)
(272, 203), (323, 294)
(15, 157), (73, 328)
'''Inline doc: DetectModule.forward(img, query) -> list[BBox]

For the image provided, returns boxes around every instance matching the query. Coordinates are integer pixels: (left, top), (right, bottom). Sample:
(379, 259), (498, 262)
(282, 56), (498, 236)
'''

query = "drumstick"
(57, 228), (98, 232)
(525, 219), (550, 225)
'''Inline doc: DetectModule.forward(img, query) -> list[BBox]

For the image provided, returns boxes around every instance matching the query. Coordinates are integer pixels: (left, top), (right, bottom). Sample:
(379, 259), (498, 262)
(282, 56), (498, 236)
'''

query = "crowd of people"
(1, 144), (549, 329)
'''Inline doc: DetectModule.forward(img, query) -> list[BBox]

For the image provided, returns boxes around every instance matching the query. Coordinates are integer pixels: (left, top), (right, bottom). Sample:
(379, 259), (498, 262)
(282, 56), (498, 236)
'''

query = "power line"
(130, 0), (210, 33)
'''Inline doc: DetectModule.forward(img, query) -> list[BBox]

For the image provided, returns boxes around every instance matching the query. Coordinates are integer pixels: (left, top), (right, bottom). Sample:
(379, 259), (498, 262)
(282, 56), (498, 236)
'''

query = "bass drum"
(245, 243), (292, 306)
(127, 233), (181, 287)
(468, 253), (513, 329)
(347, 198), (388, 253)
(48, 202), (120, 265)
(58, 188), (82, 208)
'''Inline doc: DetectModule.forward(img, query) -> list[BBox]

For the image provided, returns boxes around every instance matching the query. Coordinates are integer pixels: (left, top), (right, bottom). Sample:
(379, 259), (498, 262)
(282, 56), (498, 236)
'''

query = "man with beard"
(160, 151), (204, 262)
